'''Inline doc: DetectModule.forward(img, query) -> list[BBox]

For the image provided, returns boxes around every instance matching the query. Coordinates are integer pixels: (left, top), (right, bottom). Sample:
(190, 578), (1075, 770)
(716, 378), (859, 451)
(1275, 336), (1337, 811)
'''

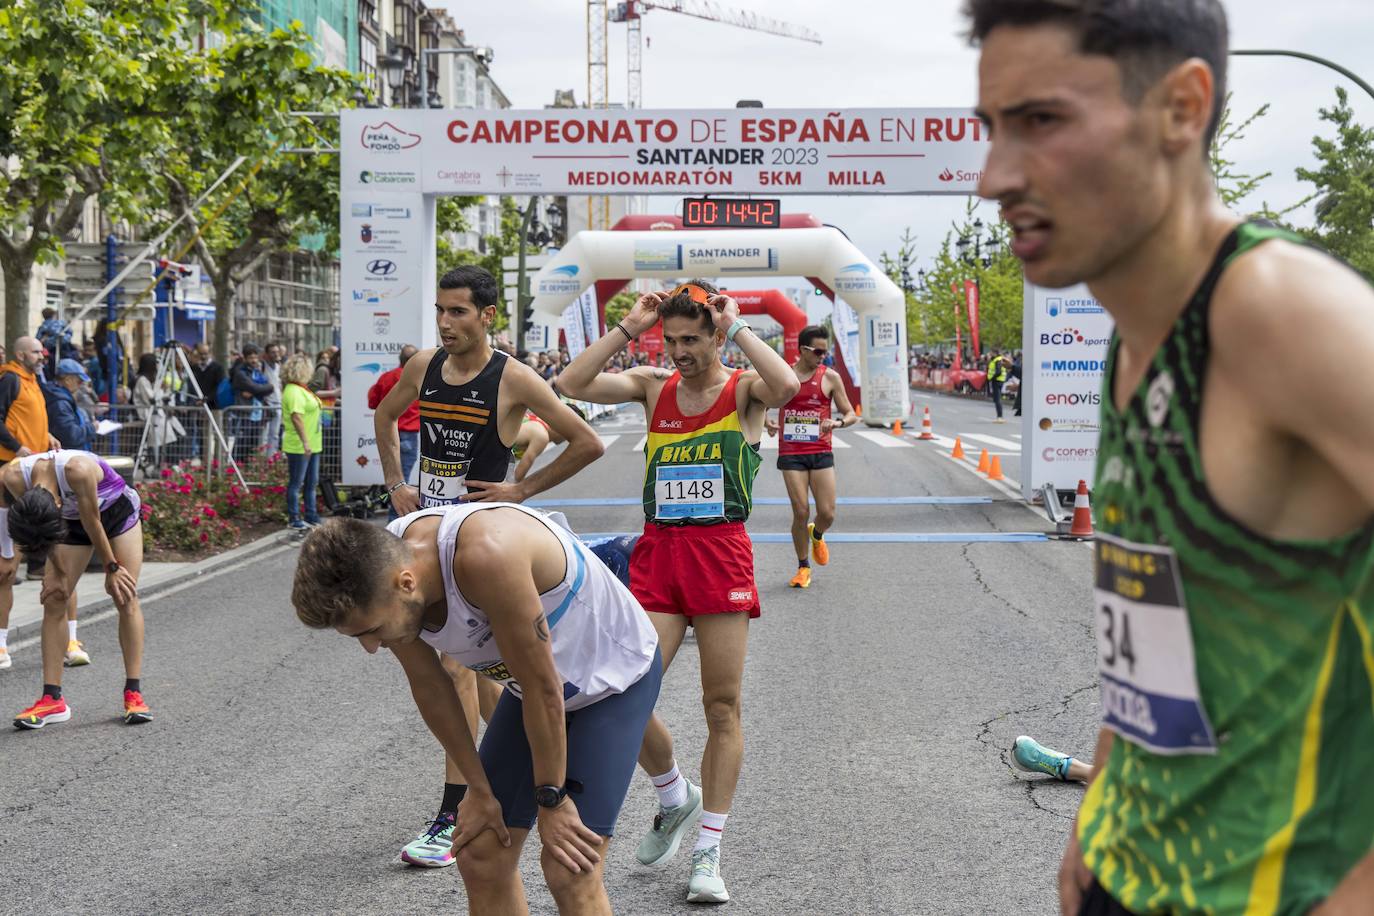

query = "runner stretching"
(970, 0), (1374, 912)
(560, 280), (799, 903)
(373, 265), (605, 869)
(6, 450), (151, 728)
(292, 505), (660, 915)
(764, 325), (858, 588)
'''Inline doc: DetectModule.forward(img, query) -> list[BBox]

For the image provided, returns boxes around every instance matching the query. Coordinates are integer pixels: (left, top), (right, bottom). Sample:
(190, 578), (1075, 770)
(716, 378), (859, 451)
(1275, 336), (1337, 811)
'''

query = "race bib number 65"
(782, 413), (821, 443)
(1093, 533), (1217, 755)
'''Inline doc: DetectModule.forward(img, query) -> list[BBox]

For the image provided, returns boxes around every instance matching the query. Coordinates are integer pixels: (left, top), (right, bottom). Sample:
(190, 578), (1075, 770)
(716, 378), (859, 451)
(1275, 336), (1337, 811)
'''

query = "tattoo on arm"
(534, 613), (549, 642)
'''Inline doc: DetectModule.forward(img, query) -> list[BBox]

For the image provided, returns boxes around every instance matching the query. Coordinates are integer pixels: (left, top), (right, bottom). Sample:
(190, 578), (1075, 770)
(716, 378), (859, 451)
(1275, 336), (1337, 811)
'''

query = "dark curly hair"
(8, 488), (66, 558)
(658, 279), (721, 333)
(292, 517), (409, 630)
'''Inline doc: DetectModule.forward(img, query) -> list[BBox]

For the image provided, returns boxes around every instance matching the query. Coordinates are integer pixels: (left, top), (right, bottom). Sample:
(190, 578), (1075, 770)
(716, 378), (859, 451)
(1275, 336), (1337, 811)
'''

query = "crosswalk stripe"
(633, 435), (647, 452)
(852, 430), (914, 449)
(598, 435), (620, 449)
(964, 433), (1022, 451)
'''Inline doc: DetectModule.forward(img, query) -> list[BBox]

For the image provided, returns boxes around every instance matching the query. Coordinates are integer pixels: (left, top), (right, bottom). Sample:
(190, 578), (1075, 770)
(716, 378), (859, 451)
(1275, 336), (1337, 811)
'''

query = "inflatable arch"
(530, 225), (908, 423)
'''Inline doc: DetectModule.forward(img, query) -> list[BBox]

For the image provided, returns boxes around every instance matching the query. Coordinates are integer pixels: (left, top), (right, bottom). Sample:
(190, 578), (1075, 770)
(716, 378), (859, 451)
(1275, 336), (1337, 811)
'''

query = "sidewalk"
(6, 529), (298, 643)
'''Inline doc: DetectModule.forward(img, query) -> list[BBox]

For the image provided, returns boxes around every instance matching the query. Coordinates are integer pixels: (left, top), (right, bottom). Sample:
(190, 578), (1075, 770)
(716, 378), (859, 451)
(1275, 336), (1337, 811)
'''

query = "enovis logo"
(360, 121), (421, 152)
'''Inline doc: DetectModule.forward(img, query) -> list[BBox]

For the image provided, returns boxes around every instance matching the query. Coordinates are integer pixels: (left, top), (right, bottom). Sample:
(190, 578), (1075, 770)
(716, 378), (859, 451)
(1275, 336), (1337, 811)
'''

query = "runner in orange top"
(765, 326), (858, 588)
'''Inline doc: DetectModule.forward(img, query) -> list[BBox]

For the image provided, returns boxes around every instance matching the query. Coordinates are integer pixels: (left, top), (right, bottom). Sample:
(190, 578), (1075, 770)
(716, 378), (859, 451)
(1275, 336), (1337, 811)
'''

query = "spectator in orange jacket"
(0, 337), (61, 461)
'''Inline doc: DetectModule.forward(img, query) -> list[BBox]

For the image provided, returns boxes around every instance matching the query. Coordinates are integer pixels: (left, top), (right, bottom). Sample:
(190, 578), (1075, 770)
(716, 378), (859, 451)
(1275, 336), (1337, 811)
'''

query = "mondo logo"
(366, 259), (397, 277)
(360, 121), (421, 152)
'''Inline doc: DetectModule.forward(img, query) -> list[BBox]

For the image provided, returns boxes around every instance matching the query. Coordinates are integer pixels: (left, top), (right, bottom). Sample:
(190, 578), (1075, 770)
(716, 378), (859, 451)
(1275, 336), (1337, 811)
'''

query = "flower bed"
(136, 448), (303, 557)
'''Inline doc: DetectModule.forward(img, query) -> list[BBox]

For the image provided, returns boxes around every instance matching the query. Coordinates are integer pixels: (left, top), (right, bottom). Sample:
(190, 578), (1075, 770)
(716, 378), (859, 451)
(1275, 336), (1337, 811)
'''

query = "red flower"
(202, 506), (217, 518)
(200, 532), (209, 543)
(160, 468), (173, 479)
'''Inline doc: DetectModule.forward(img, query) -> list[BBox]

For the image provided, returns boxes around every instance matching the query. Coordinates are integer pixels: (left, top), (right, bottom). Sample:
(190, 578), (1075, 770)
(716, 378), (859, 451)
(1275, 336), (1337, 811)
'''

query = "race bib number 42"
(782, 414), (821, 443)
(419, 456), (467, 506)
(1094, 533), (1217, 755)
(654, 463), (725, 520)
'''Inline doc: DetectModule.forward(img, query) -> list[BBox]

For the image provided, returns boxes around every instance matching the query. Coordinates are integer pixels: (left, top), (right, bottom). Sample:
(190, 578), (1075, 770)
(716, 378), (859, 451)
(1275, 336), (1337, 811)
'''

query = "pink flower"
(191, 516), (201, 526)
(178, 485), (192, 494)
(200, 532), (209, 543)
(211, 460), (220, 470)
(160, 468), (173, 479)
(202, 506), (217, 518)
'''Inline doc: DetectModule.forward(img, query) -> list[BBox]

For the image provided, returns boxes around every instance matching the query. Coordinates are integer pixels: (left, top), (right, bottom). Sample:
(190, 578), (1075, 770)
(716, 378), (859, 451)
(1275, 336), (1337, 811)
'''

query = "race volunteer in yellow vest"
(986, 352), (1010, 423)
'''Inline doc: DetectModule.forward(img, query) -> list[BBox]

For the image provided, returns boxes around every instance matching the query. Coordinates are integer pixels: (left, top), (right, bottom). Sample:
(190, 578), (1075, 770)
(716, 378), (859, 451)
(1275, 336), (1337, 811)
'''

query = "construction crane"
(609, 1), (823, 110)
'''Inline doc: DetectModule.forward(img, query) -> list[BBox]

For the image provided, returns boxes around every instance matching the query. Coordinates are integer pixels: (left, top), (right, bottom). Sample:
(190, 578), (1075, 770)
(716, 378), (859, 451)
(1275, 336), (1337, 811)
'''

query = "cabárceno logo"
(360, 121), (422, 152)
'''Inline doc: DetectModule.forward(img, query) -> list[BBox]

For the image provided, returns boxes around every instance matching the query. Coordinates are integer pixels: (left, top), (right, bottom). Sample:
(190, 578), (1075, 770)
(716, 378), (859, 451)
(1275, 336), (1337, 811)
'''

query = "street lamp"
(957, 218), (1001, 268)
(1230, 50), (1374, 104)
(380, 52), (407, 103)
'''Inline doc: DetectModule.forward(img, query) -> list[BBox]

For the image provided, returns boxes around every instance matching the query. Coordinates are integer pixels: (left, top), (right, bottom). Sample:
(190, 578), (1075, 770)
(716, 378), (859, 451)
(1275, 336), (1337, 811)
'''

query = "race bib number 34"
(654, 464), (725, 520)
(419, 457), (467, 506)
(1094, 533), (1217, 755)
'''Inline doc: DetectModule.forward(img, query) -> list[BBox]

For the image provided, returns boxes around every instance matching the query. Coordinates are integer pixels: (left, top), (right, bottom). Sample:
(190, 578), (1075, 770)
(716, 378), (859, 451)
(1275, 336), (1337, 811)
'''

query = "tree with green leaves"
(909, 202), (1021, 354)
(0, 0), (205, 348)
(158, 18), (359, 364)
(1295, 88), (1374, 282)
(439, 197), (549, 336)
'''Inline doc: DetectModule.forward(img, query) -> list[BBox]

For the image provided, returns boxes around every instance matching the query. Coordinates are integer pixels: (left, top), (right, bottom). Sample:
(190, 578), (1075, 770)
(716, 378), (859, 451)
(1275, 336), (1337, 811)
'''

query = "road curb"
(7, 529), (298, 643)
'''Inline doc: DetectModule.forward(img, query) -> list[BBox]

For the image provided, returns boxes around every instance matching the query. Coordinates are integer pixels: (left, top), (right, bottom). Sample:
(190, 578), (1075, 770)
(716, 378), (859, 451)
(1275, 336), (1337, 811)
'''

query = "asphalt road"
(0, 391), (1100, 915)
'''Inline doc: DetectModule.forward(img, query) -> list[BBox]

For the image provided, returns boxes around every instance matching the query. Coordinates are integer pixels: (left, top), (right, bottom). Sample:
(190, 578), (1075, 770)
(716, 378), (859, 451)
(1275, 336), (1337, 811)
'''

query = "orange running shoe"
(123, 689), (153, 725)
(809, 524), (830, 566)
(14, 694), (71, 730)
(788, 567), (812, 589)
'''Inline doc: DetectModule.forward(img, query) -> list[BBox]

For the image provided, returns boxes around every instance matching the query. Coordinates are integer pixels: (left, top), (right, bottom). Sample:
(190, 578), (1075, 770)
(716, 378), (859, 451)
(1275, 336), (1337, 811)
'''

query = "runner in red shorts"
(560, 280), (799, 904)
(765, 325), (858, 589)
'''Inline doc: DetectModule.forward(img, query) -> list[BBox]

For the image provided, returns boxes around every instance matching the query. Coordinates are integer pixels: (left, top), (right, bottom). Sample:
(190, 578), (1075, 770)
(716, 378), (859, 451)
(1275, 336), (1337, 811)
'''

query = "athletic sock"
(124, 678), (141, 694)
(693, 810), (728, 852)
(1057, 757), (1076, 781)
(651, 764), (689, 810)
(440, 782), (467, 817)
(0, 627), (8, 649)
(67, 620), (77, 641)
(44, 684), (62, 700)
(811, 527), (825, 541)
(796, 558), (810, 569)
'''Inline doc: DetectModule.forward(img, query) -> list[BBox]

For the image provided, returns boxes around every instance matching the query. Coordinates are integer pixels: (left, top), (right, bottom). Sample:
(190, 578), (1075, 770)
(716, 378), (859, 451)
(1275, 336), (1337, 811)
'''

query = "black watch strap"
(534, 784), (568, 808)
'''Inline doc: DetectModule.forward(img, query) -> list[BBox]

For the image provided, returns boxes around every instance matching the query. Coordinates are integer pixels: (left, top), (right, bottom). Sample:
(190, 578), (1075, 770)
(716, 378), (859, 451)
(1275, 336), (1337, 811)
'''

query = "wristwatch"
(105, 561), (120, 575)
(534, 784), (568, 809)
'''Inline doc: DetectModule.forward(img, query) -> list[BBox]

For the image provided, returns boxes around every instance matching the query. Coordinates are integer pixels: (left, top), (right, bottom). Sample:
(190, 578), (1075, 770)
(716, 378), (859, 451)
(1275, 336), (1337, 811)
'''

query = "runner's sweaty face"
(662, 315), (722, 380)
(975, 24), (1173, 289)
(436, 287), (493, 356)
(339, 576), (426, 653)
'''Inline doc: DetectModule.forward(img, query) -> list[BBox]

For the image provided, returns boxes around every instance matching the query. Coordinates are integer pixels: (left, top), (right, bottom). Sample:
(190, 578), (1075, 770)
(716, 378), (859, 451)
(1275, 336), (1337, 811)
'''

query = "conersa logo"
(1042, 446), (1099, 462)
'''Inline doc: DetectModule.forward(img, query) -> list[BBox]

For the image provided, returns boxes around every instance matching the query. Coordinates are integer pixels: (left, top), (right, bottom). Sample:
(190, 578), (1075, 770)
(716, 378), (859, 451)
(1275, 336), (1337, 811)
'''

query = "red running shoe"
(123, 689), (153, 725)
(14, 694), (71, 730)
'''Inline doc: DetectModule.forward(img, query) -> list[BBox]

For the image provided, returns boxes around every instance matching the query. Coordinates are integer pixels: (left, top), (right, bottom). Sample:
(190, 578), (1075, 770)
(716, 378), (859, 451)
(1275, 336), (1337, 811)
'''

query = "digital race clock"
(682, 197), (781, 229)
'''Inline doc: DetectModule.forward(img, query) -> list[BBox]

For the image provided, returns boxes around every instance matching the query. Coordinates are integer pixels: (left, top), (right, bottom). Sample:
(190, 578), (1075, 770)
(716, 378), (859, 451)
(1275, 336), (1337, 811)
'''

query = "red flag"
(950, 282), (963, 372)
(964, 279), (981, 360)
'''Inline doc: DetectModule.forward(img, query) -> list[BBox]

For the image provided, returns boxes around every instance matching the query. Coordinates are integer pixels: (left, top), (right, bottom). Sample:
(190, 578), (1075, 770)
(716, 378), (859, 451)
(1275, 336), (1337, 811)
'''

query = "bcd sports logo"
(360, 121), (421, 152)
(1040, 327), (1111, 348)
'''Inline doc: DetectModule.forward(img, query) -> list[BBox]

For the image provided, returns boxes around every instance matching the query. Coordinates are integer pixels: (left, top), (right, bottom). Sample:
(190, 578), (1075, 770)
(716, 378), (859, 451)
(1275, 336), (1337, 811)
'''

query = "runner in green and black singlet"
(971, 4), (1374, 912)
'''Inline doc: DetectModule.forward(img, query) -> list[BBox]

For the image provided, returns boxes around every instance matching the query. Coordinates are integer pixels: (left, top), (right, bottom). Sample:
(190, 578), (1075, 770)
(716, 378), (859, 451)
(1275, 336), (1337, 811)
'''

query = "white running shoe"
(687, 846), (729, 904)
(0, 647), (11, 670)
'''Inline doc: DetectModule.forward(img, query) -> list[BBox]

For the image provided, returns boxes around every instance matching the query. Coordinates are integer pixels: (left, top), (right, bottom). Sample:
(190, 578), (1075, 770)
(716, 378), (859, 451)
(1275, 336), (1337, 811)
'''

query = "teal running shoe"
(635, 780), (703, 866)
(400, 812), (456, 867)
(1012, 735), (1072, 780)
(686, 846), (729, 904)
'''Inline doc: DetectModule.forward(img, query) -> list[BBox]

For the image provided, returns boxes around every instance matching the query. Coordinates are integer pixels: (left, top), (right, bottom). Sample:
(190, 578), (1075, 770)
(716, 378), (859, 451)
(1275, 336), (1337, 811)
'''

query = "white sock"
(0, 627), (8, 649)
(651, 764), (689, 810)
(693, 810), (728, 853)
(67, 620), (78, 641)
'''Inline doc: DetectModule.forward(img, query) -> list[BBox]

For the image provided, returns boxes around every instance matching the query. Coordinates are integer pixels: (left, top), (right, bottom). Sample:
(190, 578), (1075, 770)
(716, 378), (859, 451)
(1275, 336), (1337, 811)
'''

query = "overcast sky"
(437, 0), (1374, 282)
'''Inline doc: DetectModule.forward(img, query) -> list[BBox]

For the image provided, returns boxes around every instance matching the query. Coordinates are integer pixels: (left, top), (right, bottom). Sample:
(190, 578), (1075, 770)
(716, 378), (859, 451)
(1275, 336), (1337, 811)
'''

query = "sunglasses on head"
(668, 283), (713, 305)
(801, 344), (828, 356)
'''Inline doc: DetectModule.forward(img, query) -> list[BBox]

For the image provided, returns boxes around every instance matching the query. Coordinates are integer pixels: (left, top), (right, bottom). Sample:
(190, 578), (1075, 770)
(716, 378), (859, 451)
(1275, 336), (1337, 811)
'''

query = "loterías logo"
(939, 168), (955, 182)
(360, 122), (421, 152)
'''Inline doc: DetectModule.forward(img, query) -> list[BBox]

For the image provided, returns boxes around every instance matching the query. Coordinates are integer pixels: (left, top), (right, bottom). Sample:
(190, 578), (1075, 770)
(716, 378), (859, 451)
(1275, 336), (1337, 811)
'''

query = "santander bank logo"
(939, 168), (955, 182)
(360, 122), (421, 152)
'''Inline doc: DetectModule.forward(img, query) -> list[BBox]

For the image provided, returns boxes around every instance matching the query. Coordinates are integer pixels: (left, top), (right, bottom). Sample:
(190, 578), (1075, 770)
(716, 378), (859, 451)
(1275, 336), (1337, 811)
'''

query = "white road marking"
(964, 433), (1022, 451)
(633, 435), (647, 452)
(598, 435), (620, 449)
(852, 431), (914, 449)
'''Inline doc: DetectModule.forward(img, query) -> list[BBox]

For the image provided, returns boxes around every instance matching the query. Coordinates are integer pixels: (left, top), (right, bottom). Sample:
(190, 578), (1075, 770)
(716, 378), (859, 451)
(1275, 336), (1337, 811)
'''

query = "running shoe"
(1012, 735), (1072, 780)
(0, 646), (11, 670)
(14, 694), (70, 730)
(687, 846), (729, 904)
(636, 780), (703, 866)
(123, 689), (153, 725)
(287, 520), (309, 531)
(64, 640), (91, 667)
(788, 567), (812, 589)
(401, 812), (457, 867)
(809, 524), (830, 566)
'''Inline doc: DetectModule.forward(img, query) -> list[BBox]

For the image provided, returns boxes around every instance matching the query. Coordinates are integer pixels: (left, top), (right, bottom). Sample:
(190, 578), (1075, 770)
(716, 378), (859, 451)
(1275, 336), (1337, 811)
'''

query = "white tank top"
(18, 449), (124, 520)
(386, 503), (658, 711)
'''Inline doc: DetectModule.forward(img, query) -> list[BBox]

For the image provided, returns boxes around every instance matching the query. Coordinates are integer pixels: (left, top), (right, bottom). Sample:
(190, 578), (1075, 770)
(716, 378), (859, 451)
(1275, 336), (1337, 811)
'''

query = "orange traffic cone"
(951, 437), (965, 460)
(976, 448), (991, 474)
(918, 407), (935, 440)
(1069, 479), (1095, 538)
(856, 403), (863, 417)
(987, 455), (1005, 481)
(892, 420), (904, 436)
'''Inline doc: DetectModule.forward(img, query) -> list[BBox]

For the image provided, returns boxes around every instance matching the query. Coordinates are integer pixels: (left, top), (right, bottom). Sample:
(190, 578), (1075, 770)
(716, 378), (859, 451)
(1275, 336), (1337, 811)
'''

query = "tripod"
(133, 343), (247, 490)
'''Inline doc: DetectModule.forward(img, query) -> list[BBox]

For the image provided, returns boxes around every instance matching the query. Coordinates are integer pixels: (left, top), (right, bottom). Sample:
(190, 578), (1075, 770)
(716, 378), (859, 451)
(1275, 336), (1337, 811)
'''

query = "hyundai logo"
(367, 259), (397, 276)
